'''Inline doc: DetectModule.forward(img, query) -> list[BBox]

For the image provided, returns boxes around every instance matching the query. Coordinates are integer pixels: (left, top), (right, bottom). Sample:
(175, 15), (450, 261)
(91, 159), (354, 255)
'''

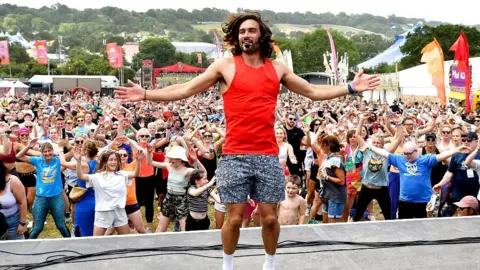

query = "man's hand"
(115, 80), (146, 102)
(351, 69), (381, 92)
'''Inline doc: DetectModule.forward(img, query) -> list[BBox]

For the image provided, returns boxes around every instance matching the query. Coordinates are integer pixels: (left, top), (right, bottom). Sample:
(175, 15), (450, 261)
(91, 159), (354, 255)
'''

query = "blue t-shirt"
(448, 153), (480, 202)
(30, 156), (63, 197)
(388, 154), (438, 203)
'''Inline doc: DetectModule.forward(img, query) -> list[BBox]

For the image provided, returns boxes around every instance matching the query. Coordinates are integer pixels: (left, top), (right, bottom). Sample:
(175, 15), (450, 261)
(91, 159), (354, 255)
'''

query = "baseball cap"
(18, 127), (30, 135)
(425, 132), (437, 141)
(9, 122), (19, 128)
(454, 196), (479, 211)
(465, 132), (478, 141)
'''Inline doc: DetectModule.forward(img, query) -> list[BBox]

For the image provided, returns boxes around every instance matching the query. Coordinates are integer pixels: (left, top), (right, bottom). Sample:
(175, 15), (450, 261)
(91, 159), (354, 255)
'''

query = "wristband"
(347, 83), (357, 94)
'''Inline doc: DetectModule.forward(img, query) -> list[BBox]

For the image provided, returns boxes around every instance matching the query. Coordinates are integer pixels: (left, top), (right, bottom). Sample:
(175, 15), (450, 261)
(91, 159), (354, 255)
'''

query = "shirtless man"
(115, 11), (380, 270)
(278, 175), (305, 225)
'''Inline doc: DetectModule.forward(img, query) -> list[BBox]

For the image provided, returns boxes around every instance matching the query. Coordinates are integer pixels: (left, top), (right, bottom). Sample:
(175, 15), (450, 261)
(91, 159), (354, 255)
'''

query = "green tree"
(87, 58), (111, 75)
(400, 25), (480, 69)
(134, 38), (176, 67)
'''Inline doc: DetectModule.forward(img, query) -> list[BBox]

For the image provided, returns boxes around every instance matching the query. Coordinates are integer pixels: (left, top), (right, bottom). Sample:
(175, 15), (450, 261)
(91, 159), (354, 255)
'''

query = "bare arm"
(435, 145), (464, 162)
(10, 176), (27, 227)
(433, 171), (454, 193)
(280, 63), (380, 101)
(464, 146), (480, 168)
(76, 156), (89, 182)
(188, 178), (216, 197)
(369, 146), (390, 159)
(298, 198), (306, 225)
(327, 167), (346, 186)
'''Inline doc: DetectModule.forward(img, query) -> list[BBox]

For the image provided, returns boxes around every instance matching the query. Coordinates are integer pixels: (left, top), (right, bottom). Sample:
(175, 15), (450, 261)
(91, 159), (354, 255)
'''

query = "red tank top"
(222, 55), (280, 155)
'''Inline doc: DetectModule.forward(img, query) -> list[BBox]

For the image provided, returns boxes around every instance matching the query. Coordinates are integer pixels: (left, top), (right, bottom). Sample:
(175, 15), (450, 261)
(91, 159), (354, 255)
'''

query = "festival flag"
(271, 41), (285, 64)
(421, 38), (446, 106)
(212, 30), (223, 59)
(35, 40), (48, 65)
(197, 52), (203, 64)
(106, 43), (123, 68)
(449, 31), (471, 111)
(0, 40), (9, 65)
(326, 28), (338, 84)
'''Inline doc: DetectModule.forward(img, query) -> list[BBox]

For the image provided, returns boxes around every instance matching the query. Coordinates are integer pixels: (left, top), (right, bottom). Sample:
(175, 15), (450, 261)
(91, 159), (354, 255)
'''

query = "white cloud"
(2, 0), (479, 25)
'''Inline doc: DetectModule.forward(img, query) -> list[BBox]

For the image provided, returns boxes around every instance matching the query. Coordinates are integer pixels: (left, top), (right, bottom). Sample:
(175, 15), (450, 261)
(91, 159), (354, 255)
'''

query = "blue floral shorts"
(216, 155), (285, 204)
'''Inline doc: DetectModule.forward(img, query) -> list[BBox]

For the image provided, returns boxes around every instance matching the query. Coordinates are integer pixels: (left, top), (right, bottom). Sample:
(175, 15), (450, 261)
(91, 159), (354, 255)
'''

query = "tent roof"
(154, 62), (206, 74)
(13, 81), (29, 88)
(0, 80), (14, 87)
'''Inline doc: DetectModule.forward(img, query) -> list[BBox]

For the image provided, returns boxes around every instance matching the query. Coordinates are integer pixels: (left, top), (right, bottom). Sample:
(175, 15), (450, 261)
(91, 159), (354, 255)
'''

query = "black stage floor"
(1, 217), (480, 269)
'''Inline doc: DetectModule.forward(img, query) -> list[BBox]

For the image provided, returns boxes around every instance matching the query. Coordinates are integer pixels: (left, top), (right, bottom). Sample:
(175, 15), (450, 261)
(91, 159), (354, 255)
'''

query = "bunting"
(0, 40), (9, 66)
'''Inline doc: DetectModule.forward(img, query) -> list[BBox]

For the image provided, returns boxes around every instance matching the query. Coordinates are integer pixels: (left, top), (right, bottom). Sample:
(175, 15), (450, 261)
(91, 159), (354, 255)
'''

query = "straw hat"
(165, 145), (188, 162)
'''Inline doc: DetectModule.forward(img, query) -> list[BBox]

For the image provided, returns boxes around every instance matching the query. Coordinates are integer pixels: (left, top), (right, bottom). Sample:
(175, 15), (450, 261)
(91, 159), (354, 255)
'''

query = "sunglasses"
(442, 131), (451, 134)
(403, 150), (417, 156)
(77, 120), (84, 122)
(120, 153), (128, 157)
(288, 118), (295, 121)
(67, 122), (73, 124)
(25, 125), (33, 128)
(204, 134), (212, 138)
(140, 135), (150, 138)
(75, 140), (84, 144)
(426, 138), (436, 142)
(462, 138), (475, 142)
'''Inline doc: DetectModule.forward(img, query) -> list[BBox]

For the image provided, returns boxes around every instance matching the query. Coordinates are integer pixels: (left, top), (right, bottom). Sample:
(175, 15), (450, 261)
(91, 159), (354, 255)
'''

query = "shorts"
(18, 172), (36, 188)
(310, 163), (319, 181)
(216, 155), (284, 204)
(346, 167), (363, 195)
(125, 203), (140, 215)
(186, 213), (210, 231)
(304, 155), (314, 172)
(322, 199), (345, 219)
(214, 201), (227, 213)
(161, 193), (188, 220)
(94, 208), (128, 228)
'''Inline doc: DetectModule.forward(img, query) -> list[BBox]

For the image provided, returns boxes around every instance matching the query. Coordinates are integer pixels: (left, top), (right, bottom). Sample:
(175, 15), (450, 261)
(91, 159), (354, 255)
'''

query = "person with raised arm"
(369, 141), (468, 219)
(115, 12), (380, 270)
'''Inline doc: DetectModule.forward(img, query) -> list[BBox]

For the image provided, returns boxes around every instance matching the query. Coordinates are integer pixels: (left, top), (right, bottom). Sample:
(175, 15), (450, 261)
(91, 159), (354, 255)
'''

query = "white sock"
(263, 253), (276, 270)
(222, 252), (233, 270)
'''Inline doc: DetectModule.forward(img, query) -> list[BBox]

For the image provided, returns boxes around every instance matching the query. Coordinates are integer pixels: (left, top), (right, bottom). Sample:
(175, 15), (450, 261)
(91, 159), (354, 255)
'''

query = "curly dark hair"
(222, 11), (273, 58)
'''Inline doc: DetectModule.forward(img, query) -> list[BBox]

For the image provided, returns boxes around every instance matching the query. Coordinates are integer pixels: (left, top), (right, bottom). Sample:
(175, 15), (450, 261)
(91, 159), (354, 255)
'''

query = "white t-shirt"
(85, 123), (98, 131)
(88, 171), (131, 211)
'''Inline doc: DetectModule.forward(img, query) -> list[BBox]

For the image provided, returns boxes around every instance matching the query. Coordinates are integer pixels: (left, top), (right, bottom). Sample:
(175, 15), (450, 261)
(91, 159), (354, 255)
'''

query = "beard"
(241, 39), (261, 54)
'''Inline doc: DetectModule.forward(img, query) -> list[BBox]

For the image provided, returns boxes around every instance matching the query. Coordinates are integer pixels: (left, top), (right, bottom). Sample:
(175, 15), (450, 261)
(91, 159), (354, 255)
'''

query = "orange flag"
(421, 38), (446, 106)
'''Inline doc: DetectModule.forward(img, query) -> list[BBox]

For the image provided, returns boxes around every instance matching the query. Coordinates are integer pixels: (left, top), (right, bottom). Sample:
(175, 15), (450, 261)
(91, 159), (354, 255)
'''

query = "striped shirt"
(187, 186), (211, 213)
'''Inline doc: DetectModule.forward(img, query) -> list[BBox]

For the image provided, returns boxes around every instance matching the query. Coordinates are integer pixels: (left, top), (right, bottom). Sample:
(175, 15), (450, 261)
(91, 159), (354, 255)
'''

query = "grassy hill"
(193, 23), (388, 38)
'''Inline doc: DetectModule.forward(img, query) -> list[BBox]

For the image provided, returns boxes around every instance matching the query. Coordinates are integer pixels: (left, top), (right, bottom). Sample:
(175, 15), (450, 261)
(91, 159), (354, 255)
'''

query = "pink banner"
(0, 40), (9, 65)
(326, 29), (338, 84)
(35, 40), (48, 65)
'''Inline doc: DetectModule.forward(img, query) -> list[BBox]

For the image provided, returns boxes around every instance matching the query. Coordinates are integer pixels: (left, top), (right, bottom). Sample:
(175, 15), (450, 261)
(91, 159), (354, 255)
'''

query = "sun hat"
(165, 145), (188, 162)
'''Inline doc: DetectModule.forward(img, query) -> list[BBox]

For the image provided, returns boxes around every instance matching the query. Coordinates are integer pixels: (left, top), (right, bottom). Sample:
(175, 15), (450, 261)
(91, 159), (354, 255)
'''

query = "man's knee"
(226, 214), (243, 229)
(261, 214), (278, 229)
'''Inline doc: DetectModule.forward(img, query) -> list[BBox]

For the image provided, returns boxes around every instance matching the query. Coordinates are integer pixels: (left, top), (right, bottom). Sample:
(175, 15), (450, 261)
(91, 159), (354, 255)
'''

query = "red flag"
(35, 40), (48, 65)
(106, 43), (123, 68)
(449, 31), (471, 111)
(0, 40), (9, 65)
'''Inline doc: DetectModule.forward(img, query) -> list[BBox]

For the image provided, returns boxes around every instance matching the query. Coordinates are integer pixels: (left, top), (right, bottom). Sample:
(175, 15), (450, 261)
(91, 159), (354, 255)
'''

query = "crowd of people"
(0, 89), (479, 240)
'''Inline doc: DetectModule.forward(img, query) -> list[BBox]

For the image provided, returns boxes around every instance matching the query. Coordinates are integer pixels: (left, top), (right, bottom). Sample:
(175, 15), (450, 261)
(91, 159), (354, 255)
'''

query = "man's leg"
(222, 203), (247, 254)
(258, 203), (280, 255)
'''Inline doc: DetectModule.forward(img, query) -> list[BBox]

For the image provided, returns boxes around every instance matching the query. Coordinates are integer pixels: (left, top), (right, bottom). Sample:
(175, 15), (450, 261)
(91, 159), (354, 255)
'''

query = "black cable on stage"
(1, 236), (480, 270)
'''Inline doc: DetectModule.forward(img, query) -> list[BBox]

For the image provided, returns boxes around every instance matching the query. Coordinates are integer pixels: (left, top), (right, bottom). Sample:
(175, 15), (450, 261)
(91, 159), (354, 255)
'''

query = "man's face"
(404, 120), (415, 133)
(462, 138), (477, 151)
(239, 19), (261, 54)
(286, 115), (295, 128)
(174, 120), (181, 129)
(85, 114), (92, 123)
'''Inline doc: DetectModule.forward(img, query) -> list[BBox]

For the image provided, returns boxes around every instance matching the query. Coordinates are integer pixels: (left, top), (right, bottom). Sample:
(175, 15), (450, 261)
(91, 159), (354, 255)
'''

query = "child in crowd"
(186, 171), (220, 231)
(278, 175), (306, 225)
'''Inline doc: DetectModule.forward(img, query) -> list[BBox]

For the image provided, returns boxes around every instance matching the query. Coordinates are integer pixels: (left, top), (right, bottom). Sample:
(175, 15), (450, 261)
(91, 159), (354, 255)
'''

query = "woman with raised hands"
(75, 149), (143, 236)
(147, 144), (206, 232)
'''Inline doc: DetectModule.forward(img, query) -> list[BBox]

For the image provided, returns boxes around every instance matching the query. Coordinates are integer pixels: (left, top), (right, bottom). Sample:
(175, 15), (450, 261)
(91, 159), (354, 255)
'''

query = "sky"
(2, 0), (479, 25)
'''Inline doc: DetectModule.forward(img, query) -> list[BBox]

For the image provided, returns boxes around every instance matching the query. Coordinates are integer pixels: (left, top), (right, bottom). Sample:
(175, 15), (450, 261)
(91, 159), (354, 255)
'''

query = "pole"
(9, 64), (12, 78)
(47, 56), (50, 76)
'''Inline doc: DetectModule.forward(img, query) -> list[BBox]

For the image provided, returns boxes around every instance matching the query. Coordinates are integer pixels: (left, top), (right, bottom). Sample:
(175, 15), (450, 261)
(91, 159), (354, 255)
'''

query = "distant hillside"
(1, 3), (478, 54)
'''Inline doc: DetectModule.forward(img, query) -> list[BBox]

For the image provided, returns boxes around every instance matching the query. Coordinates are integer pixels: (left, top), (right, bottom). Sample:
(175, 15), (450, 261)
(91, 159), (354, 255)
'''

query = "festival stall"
(153, 62), (206, 88)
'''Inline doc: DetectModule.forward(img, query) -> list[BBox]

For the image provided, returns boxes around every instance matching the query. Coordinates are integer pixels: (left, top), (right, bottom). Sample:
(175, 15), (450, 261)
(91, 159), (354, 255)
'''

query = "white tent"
(399, 57), (480, 99)
(0, 80), (14, 94)
(7, 81), (29, 97)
